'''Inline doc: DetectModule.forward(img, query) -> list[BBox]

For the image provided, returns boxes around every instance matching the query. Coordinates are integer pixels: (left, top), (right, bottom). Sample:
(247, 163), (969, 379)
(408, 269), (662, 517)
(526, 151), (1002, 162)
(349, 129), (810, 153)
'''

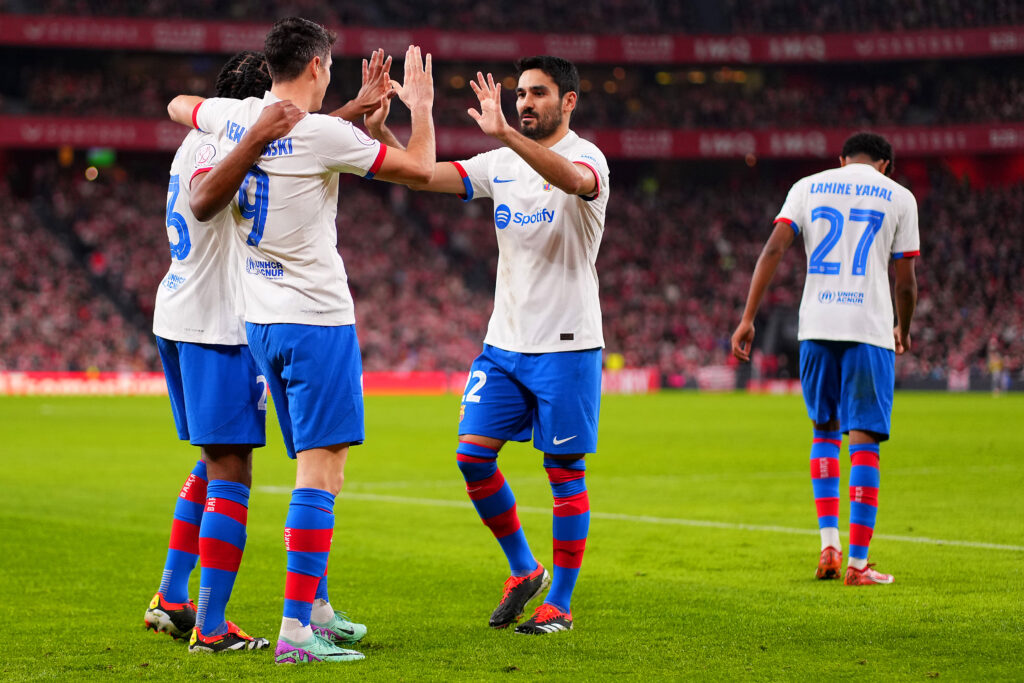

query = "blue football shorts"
(156, 337), (267, 447)
(799, 339), (895, 440)
(458, 344), (603, 454)
(245, 322), (364, 459)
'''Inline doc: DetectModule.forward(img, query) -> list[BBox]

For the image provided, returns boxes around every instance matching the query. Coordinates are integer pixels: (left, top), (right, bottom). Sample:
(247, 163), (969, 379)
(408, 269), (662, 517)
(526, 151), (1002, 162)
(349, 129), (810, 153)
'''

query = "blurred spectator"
(4, 54), (1023, 131)
(1, 0), (1018, 33)
(1, 160), (1020, 384)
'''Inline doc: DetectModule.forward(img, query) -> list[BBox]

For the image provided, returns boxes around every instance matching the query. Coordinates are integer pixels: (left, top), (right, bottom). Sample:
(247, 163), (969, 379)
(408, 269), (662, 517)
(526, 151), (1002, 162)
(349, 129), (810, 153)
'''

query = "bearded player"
(731, 132), (919, 586)
(368, 56), (608, 634)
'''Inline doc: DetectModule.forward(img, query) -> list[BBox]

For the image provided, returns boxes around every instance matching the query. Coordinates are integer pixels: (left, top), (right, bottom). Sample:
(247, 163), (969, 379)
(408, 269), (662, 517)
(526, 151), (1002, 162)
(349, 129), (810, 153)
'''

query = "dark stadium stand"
(0, 5), (1021, 388)
(3, 0), (1019, 33)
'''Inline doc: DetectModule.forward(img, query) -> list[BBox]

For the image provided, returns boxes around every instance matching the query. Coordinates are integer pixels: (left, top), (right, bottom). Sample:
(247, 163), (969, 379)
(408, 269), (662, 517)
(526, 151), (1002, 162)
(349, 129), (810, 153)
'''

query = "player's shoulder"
(298, 113), (378, 147)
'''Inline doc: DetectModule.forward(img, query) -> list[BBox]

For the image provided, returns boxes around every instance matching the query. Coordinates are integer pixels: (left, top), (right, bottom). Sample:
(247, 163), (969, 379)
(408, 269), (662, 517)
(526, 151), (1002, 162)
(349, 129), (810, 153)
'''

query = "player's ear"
(839, 156), (847, 167)
(563, 90), (577, 114)
(310, 55), (321, 79)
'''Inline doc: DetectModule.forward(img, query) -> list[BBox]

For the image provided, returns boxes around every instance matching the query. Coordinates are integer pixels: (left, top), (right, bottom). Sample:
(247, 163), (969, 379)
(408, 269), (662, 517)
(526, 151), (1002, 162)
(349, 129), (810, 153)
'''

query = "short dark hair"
(215, 51), (272, 99)
(264, 17), (336, 83)
(514, 55), (580, 100)
(841, 132), (894, 176)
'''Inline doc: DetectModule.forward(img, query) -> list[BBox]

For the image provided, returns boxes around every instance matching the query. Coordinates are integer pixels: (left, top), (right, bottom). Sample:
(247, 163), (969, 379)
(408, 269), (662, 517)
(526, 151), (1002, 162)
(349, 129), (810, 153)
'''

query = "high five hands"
(389, 45), (434, 113)
(467, 72), (511, 140)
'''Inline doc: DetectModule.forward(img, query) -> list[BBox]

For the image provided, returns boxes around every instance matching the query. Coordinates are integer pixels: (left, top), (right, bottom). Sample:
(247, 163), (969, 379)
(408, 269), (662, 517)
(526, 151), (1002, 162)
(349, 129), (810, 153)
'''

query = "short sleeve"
(309, 115), (386, 177)
(775, 180), (806, 234)
(193, 97), (235, 134)
(891, 191), (921, 259)
(571, 146), (609, 202)
(188, 133), (220, 184)
(453, 151), (495, 201)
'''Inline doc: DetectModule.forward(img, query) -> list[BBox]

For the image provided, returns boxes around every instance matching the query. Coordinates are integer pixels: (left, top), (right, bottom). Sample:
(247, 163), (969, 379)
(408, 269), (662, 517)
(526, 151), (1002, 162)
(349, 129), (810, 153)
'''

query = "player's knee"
(456, 439), (499, 482)
(813, 419), (840, 432)
(201, 445), (254, 485)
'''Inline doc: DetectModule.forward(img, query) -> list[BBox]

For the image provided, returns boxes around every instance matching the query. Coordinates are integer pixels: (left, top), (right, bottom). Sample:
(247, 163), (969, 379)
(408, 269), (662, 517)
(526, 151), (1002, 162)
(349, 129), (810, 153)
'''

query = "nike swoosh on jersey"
(552, 435), (577, 445)
(493, 177), (515, 183)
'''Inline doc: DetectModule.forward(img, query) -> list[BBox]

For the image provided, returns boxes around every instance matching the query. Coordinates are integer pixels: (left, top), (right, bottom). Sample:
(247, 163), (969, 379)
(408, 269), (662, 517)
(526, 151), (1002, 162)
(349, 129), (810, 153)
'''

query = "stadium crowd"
(5, 55), (1023, 131)
(2, 157), (1020, 384)
(2, 0), (1018, 33)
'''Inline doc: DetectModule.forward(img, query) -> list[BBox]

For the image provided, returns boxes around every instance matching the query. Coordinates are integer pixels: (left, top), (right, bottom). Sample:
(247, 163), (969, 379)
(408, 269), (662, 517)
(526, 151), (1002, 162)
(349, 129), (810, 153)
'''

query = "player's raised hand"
(250, 100), (305, 143)
(467, 72), (511, 139)
(352, 49), (395, 117)
(731, 320), (755, 362)
(391, 45), (433, 112)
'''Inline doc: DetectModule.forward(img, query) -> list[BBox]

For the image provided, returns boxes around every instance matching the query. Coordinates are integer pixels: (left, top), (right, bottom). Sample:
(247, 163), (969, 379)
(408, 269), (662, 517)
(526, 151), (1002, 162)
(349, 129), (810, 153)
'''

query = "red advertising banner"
(3, 116), (1023, 158)
(0, 370), (659, 395)
(2, 14), (1023, 64)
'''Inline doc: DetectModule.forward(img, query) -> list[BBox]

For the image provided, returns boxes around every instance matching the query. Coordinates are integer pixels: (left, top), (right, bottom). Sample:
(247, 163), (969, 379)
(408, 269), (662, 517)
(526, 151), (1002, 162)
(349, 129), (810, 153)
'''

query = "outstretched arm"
(731, 221), (796, 362)
(168, 95), (205, 128)
(467, 72), (596, 196)
(189, 100), (305, 221)
(369, 45), (435, 186)
(892, 256), (917, 355)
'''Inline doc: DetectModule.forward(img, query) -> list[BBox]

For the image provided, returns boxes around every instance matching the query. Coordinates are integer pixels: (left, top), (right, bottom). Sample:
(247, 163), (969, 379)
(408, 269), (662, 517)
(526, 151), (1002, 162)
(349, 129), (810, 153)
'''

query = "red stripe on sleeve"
(573, 161), (600, 199)
(168, 519), (200, 554)
(190, 167), (212, 185)
(192, 101), (203, 131)
(198, 537), (244, 571)
(205, 497), (249, 525)
(284, 527), (334, 553)
(364, 144), (387, 178)
(451, 161), (472, 201)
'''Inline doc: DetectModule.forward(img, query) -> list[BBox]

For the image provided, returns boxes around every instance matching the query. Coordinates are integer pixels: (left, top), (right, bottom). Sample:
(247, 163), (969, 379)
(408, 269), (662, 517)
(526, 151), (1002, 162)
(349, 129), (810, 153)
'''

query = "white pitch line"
(255, 487), (1024, 552)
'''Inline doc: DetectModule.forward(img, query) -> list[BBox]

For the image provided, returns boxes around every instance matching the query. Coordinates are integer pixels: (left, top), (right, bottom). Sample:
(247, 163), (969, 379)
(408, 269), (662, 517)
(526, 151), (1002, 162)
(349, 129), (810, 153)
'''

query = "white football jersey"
(152, 129), (246, 345)
(776, 163), (920, 350)
(195, 93), (386, 326)
(454, 130), (610, 353)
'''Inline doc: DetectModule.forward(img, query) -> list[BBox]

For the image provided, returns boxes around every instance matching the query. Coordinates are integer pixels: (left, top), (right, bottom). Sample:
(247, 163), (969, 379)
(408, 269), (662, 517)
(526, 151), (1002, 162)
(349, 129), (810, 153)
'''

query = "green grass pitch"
(1, 392), (1022, 680)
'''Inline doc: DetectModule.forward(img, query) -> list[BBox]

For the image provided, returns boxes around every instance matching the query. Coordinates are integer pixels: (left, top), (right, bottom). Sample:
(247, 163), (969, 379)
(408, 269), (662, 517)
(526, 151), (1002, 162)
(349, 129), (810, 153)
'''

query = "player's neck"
(270, 82), (315, 113)
(533, 126), (571, 149)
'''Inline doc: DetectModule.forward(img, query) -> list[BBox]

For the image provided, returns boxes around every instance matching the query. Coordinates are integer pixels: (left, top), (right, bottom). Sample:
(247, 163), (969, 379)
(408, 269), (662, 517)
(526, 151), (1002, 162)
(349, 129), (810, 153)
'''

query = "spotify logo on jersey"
(494, 204), (512, 229)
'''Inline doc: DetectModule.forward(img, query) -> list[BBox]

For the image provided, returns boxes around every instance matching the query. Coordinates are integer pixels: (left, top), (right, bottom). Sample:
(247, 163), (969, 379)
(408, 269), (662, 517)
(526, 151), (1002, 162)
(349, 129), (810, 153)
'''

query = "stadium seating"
(6, 0), (1019, 32)
(2, 157), (1019, 384)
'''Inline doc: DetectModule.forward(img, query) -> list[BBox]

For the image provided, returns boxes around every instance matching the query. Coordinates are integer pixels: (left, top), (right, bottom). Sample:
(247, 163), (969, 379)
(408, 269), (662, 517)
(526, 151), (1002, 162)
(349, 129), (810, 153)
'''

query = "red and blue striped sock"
(283, 488), (334, 628)
(544, 457), (589, 613)
(849, 444), (881, 566)
(158, 460), (207, 604)
(457, 440), (537, 576)
(810, 429), (842, 549)
(196, 480), (249, 637)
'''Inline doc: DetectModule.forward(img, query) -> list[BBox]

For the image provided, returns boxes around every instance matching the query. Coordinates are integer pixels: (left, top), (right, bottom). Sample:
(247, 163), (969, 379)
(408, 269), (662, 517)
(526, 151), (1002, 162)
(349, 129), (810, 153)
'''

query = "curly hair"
(841, 132), (895, 177)
(264, 17), (336, 83)
(215, 50), (272, 99)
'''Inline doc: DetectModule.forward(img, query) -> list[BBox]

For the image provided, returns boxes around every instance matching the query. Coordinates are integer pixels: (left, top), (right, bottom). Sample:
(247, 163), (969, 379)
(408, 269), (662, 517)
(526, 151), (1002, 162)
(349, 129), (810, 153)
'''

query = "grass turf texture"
(1, 392), (1022, 680)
